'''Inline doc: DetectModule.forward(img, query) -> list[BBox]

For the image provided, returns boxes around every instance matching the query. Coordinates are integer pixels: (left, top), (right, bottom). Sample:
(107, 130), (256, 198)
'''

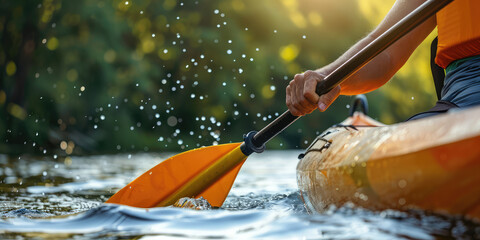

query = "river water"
(0, 151), (478, 239)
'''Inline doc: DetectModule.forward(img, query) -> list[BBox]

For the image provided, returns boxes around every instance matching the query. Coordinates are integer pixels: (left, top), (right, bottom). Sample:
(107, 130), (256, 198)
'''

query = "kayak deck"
(296, 106), (480, 221)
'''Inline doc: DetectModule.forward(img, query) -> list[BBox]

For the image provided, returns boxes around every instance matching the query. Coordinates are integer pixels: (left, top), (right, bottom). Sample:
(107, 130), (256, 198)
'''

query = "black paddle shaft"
(245, 0), (454, 152)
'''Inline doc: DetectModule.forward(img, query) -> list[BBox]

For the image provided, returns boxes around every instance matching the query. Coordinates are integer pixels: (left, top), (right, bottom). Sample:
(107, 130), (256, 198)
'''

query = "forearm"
(286, 0), (436, 116)
(315, 34), (394, 95)
(315, 0), (436, 95)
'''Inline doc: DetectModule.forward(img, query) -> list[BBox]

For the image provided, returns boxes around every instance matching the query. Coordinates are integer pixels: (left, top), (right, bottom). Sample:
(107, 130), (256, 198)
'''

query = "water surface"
(0, 151), (478, 239)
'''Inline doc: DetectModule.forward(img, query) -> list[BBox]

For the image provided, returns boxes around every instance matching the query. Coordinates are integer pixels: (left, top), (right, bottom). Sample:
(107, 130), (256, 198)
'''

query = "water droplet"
(167, 116), (178, 127)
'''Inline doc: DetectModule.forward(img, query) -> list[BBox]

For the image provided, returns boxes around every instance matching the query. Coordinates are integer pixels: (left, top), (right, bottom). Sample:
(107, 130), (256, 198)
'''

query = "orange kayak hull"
(297, 106), (480, 221)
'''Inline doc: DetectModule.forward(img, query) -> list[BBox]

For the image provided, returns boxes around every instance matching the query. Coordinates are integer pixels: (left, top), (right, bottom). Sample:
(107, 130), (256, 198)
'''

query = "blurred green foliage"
(0, 0), (436, 156)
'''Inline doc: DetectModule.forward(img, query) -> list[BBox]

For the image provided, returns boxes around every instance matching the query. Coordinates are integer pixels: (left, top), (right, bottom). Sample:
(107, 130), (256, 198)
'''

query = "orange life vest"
(435, 0), (480, 69)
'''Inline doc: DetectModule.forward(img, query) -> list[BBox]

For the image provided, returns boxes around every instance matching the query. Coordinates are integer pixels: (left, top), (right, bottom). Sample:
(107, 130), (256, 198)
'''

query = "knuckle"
(293, 102), (302, 109)
(303, 91), (317, 103)
(303, 91), (313, 99)
(303, 71), (311, 78)
(305, 71), (321, 82)
(298, 96), (305, 102)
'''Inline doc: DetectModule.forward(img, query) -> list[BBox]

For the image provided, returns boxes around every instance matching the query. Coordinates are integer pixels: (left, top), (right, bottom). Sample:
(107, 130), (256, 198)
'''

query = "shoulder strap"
(430, 37), (445, 100)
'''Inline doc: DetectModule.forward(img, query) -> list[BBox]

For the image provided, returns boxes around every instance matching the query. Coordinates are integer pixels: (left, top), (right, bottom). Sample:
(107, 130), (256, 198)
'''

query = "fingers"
(286, 71), (322, 116)
(286, 70), (342, 115)
(286, 78), (306, 116)
(302, 71), (321, 104)
(294, 75), (316, 112)
(318, 85), (341, 112)
(286, 82), (301, 116)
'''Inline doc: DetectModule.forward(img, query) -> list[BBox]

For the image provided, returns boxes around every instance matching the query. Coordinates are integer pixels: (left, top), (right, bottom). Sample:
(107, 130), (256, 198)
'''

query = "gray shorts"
(442, 55), (480, 107)
(407, 55), (480, 121)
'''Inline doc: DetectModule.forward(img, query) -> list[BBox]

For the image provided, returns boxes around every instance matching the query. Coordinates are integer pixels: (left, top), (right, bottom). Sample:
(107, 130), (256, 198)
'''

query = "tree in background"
(0, 0), (436, 156)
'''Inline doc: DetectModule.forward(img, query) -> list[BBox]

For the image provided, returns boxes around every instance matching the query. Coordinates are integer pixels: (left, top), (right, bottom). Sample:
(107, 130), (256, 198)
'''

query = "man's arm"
(286, 0), (437, 116)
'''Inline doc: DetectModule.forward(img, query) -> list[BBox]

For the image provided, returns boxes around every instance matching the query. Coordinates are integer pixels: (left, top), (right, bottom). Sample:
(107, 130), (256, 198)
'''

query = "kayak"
(296, 102), (480, 221)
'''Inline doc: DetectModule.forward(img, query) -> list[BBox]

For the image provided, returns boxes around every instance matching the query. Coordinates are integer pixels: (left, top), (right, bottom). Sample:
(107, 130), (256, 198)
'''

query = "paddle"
(106, 0), (453, 208)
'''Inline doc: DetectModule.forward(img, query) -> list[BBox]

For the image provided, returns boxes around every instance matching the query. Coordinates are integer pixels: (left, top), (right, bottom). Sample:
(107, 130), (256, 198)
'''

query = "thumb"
(317, 85), (341, 112)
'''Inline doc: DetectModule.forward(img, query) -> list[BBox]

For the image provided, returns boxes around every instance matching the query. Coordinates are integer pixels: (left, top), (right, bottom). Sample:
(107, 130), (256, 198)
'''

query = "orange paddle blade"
(106, 143), (247, 208)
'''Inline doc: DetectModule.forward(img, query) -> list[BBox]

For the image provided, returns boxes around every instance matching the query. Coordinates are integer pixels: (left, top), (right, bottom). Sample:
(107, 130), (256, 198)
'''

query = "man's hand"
(286, 70), (341, 116)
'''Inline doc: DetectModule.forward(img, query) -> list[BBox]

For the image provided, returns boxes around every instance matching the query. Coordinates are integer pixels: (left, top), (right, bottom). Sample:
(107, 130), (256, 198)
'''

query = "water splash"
(0, 152), (478, 239)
